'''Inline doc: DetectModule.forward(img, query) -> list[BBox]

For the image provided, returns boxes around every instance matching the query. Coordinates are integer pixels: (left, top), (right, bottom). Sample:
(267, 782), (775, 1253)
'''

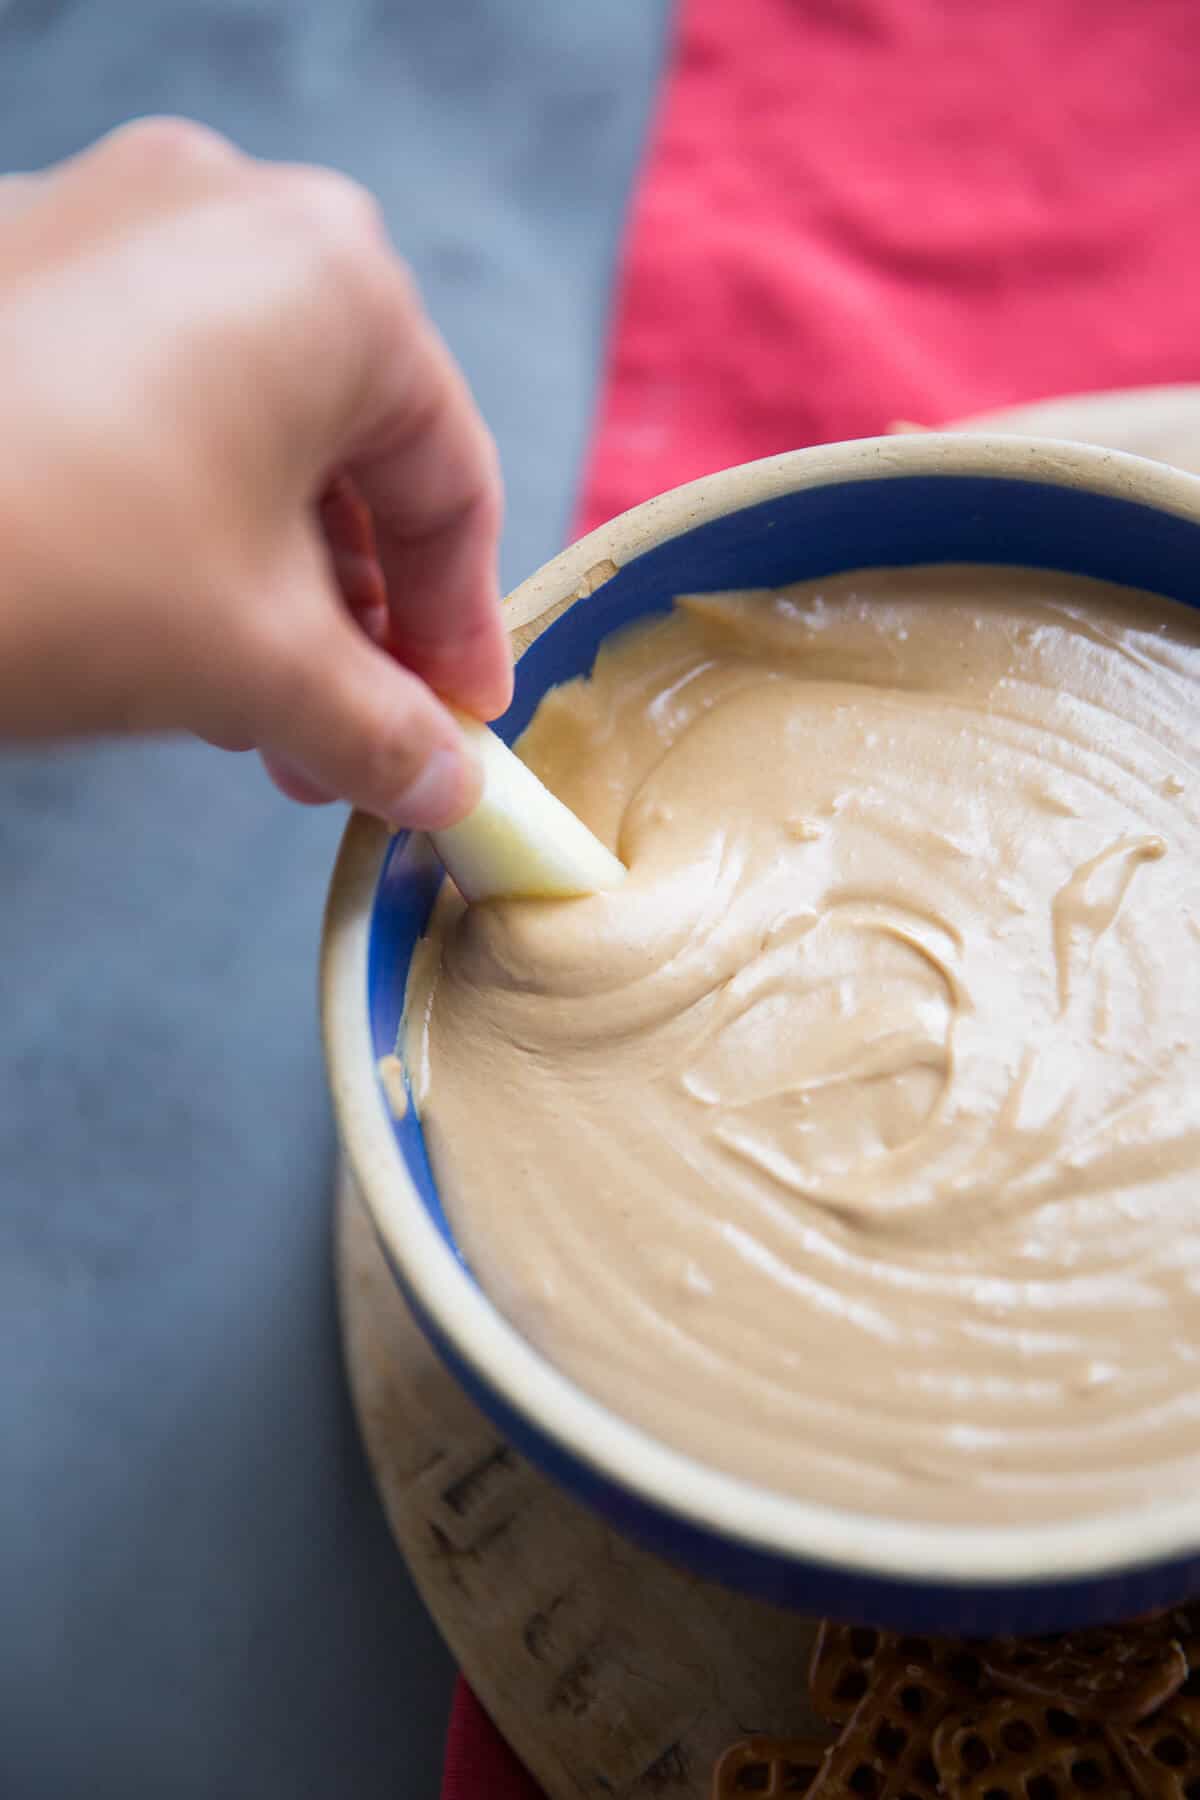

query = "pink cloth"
(443, 1), (1200, 1790)
(580, 0), (1200, 534)
(441, 1682), (542, 1800)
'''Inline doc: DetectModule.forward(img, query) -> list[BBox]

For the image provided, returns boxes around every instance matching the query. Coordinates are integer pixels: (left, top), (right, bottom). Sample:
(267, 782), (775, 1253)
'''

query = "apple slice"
(429, 710), (627, 903)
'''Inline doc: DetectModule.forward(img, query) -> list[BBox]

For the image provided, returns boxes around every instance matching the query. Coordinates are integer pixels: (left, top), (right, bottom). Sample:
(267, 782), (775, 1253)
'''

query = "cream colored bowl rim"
(323, 432), (1200, 1585)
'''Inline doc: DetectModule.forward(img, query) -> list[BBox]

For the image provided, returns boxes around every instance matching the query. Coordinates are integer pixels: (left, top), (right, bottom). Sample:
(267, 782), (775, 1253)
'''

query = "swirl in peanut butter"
(404, 566), (1200, 1525)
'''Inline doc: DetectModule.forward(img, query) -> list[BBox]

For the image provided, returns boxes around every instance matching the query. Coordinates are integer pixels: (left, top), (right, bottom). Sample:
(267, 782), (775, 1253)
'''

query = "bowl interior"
(368, 469), (1200, 1272)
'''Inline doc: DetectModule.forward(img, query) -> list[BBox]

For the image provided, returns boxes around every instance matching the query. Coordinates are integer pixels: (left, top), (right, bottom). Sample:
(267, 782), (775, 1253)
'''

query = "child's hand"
(0, 119), (512, 827)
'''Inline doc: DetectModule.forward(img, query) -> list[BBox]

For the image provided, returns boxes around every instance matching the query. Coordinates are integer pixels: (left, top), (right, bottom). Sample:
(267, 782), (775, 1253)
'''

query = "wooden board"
(335, 385), (1200, 1800)
(947, 384), (1200, 469)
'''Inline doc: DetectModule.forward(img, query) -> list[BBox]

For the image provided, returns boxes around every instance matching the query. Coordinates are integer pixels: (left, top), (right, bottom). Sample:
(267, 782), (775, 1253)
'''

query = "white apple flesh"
(429, 711), (627, 903)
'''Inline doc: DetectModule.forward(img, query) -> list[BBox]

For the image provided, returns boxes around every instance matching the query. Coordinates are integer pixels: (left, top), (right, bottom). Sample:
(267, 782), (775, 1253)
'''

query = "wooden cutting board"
(947, 384), (1200, 466)
(335, 385), (1200, 1800)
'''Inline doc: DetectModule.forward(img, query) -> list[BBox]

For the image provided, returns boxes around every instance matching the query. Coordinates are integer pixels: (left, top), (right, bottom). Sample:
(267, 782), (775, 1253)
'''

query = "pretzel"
(982, 1624), (1188, 1724)
(808, 1622), (984, 1727)
(1120, 1686), (1200, 1799)
(805, 1655), (957, 1798)
(710, 1734), (828, 1798)
(932, 1693), (1145, 1800)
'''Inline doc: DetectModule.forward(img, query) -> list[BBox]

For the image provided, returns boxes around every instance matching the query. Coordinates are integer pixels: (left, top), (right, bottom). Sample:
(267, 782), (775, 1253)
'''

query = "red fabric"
(579, 0), (1200, 535)
(440, 1683), (541, 1800)
(443, 1), (1200, 1791)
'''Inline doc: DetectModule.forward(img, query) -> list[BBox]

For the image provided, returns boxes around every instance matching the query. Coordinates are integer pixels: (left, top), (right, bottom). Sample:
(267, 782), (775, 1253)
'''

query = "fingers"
(85, 116), (243, 195)
(319, 475), (388, 645)
(108, 133), (512, 724)
(258, 479), (388, 803)
(98, 115), (239, 166)
(258, 751), (335, 807)
(250, 538), (481, 829)
(203, 150), (512, 724)
(47, 118), (244, 239)
(341, 267), (513, 723)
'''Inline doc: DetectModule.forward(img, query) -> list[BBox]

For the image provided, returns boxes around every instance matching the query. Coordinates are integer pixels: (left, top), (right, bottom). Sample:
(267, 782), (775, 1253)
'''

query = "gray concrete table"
(0, 5), (668, 1795)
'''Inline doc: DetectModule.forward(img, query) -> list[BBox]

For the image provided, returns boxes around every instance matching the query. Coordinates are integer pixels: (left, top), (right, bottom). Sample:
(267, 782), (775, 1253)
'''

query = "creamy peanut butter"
(404, 566), (1200, 1524)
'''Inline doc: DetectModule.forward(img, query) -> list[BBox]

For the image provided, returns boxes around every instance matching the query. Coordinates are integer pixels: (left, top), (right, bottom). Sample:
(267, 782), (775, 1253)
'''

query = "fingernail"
(387, 748), (472, 831)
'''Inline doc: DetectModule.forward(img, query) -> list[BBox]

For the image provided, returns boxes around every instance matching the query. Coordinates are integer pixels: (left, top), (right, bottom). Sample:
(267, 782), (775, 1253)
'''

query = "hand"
(0, 119), (512, 827)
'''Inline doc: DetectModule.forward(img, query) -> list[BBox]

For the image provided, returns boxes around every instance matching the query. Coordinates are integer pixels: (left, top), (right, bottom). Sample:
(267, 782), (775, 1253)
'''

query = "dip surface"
(404, 566), (1200, 1524)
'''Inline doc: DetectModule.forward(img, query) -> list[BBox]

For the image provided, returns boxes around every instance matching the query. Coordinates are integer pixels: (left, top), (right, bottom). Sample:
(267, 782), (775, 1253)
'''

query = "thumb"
(254, 597), (481, 830)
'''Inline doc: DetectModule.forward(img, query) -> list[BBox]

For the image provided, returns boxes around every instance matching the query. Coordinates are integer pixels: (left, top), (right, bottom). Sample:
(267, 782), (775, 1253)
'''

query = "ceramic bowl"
(322, 432), (1200, 1631)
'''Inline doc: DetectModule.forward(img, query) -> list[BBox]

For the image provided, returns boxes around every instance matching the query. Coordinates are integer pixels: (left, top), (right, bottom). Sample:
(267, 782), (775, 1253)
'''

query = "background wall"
(0, 5), (669, 1794)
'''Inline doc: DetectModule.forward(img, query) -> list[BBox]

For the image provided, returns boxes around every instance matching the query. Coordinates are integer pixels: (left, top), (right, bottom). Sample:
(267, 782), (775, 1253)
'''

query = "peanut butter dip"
(404, 565), (1200, 1525)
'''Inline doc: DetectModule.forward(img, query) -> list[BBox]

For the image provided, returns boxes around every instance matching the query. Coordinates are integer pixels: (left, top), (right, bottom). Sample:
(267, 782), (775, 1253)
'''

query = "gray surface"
(0, 6), (669, 1796)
